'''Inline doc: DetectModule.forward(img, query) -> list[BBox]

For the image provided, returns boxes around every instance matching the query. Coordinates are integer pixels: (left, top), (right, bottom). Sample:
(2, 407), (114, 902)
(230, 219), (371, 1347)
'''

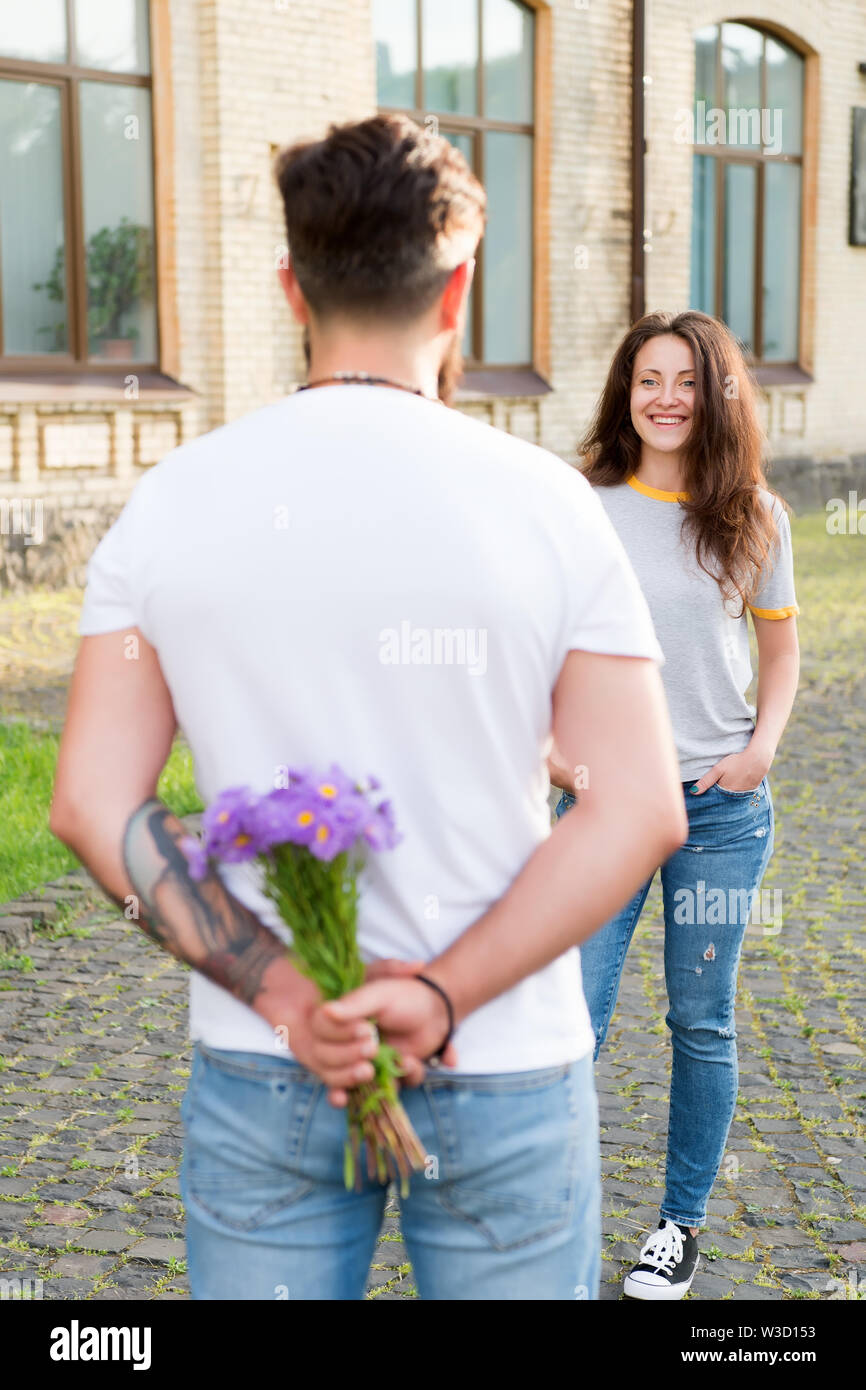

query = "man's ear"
(278, 260), (310, 325)
(439, 258), (476, 334)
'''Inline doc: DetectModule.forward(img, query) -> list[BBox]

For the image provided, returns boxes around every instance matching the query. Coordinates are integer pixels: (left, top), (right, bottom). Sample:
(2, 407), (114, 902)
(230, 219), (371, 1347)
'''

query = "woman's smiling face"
(630, 334), (696, 453)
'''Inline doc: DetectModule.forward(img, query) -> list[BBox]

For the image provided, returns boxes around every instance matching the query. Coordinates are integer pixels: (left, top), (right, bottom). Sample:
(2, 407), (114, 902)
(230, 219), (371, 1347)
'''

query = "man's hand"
(317, 975), (458, 1108)
(268, 957), (433, 1104)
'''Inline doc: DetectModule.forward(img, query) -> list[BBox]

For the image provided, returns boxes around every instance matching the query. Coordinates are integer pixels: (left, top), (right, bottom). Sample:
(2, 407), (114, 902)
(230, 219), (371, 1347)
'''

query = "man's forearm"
(57, 797), (308, 1028)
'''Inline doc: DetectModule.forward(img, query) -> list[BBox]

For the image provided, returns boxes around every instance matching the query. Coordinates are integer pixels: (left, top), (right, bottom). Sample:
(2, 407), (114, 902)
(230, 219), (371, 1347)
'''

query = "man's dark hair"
(275, 114), (486, 323)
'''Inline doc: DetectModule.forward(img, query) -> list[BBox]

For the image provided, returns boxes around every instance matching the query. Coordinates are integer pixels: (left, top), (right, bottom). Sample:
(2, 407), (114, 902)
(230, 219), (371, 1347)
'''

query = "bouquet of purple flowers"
(180, 766), (427, 1192)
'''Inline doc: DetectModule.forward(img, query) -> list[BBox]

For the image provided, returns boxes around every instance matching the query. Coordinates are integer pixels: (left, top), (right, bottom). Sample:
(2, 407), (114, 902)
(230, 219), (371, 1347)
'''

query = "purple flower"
(248, 789), (302, 849)
(201, 786), (261, 863)
(307, 807), (348, 862)
(310, 765), (358, 805)
(363, 799), (402, 851)
(197, 766), (402, 868)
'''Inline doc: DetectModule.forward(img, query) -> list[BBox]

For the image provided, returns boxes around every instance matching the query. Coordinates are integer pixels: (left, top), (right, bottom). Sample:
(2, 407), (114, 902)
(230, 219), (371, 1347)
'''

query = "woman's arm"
(749, 612), (800, 765)
(546, 742), (575, 791)
(691, 613), (800, 793)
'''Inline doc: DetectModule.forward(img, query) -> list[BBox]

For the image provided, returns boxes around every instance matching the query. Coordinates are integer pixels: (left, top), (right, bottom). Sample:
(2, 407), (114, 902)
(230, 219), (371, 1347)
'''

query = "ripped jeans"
(555, 777), (774, 1228)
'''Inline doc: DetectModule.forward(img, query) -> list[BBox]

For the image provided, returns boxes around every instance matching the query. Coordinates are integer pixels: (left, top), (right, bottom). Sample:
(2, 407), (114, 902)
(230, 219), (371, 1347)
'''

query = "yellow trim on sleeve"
(747, 604), (800, 620)
(626, 474), (690, 503)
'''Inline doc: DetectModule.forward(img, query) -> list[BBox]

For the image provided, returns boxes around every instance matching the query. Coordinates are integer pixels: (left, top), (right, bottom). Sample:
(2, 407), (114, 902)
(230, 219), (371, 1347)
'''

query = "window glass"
(723, 162), (756, 351)
(484, 131), (532, 363)
(0, 80), (68, 354)
(74, 0), (151, 75)
(483, 0), (533, 123)
(423, 0), (478, 116)
(80, 82), (157, 361)
(763, 162), (801, 361)
(0, 0), (66, 64)
(373, 0), (416, 107)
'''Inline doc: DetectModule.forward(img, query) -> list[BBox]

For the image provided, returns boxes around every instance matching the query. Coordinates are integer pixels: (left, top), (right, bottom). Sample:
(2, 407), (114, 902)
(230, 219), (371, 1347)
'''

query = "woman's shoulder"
(754, 486), (792, 539)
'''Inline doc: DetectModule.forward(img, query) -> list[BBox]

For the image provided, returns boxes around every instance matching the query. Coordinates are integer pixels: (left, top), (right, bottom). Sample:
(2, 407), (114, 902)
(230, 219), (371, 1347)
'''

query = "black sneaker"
(623, 1219), (700, 1300)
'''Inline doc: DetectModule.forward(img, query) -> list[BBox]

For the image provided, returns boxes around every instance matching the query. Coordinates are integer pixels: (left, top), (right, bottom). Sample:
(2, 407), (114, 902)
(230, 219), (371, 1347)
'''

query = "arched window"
(689, 21), (805, 366)
(373, 0), (536, 369)
(0, 0), (157, 368)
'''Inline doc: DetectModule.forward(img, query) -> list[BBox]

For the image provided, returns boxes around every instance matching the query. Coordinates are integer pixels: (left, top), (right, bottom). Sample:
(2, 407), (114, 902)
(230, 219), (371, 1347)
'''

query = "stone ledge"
(0, 873), (101, 951)
(0, 916), (33, 950)
(767, 454), (866, 513)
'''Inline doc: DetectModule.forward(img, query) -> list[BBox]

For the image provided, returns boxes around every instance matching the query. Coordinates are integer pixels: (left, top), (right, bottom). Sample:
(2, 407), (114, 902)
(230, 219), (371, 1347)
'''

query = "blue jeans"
(180, 1043), (600, 1299)
(555, 777), (774, 1228)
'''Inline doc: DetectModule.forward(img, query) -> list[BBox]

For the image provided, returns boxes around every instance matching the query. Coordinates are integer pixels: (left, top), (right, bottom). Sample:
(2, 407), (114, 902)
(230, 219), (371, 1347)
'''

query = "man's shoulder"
(135, 397), (294, 492)
(444, 411), (594, 499)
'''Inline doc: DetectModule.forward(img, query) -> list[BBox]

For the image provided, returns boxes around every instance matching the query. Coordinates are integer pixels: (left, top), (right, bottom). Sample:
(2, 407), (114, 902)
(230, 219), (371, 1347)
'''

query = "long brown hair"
(580, 310), (783, 613)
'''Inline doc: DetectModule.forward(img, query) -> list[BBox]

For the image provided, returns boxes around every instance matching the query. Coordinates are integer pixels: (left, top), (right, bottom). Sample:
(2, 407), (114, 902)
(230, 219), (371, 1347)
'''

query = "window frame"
(692, 21), (809, 370)
(0, 0), (171, 377)
(375, 0), (550, 377)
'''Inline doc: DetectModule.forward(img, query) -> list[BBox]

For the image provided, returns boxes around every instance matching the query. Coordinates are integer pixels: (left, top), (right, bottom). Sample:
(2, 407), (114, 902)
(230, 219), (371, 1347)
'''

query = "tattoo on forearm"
(123, 800), (285, 1005)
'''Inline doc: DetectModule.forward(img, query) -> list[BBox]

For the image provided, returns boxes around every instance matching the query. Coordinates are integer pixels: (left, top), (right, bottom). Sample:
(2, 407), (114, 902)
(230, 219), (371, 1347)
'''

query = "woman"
(550, 311), (800, 1300)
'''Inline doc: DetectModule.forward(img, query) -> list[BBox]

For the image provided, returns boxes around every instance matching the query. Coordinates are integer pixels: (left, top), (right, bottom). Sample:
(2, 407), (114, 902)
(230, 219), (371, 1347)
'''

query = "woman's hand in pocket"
(690, 748), (771, 794)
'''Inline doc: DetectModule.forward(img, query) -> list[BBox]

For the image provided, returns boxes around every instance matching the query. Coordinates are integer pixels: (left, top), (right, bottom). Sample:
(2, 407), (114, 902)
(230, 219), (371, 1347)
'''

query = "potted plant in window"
(32, 246), (68, 353)
(85, 217), (154, 359)
(33, 219), (154, 360)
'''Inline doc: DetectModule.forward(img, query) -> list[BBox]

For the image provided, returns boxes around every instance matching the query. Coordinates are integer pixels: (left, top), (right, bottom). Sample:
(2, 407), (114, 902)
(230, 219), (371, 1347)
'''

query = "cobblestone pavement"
(1, 567), (864, 1301)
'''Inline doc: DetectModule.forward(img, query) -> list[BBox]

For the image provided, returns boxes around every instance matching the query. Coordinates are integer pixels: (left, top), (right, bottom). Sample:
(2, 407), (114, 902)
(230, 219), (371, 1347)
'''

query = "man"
(51, 114), (687, 1300)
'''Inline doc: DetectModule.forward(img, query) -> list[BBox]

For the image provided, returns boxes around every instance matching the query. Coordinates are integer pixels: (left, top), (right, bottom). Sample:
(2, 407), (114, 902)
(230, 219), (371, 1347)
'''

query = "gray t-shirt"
(595, 476), (799, 782)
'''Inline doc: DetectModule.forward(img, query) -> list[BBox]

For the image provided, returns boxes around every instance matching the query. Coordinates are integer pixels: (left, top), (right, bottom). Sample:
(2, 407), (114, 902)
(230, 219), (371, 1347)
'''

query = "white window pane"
(483, 131), (532, 363)
(423, 0), (477, 116)
(0, 0), (66, 63)
(765, 37), (803, 156)
(74, 0), (150, 74)
(80, 83), (157, 361)
(694, 24), (718, 114)
(0, 81), (68, 355)
(373, 0), (416, 107)
(721, 22), (762, 150)
(763, 163), (801, 361)
(483, 0), (533, 124)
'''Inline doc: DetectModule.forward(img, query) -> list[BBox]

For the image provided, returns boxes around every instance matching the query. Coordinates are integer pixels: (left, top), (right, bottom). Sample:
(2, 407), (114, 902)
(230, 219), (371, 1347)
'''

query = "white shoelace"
(638, 1220), (683, 1275)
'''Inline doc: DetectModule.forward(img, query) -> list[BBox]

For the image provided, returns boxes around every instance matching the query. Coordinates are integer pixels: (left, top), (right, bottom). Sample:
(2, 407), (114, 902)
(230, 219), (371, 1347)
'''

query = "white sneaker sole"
(623, 1255), (699, 1301)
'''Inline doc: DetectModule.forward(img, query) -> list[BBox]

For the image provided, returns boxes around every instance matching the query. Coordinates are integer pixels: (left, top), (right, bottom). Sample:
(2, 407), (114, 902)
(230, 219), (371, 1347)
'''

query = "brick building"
(1, 0), (865, 583)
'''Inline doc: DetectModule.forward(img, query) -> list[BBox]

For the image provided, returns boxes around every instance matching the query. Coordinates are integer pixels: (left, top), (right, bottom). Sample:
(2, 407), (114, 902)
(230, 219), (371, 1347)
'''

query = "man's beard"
(301, 324), (462, 405)
(437, 331), (463, 406)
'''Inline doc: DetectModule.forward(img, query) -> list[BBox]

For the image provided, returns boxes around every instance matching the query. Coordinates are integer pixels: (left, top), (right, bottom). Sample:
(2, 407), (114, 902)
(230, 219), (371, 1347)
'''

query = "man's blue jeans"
(180, 1043), (600, 1299)
(556, 777), (774, 1229)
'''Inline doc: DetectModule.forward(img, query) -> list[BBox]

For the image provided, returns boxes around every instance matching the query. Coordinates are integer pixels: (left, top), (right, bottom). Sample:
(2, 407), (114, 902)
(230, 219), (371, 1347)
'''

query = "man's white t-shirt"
(79, 385), (662, 1073)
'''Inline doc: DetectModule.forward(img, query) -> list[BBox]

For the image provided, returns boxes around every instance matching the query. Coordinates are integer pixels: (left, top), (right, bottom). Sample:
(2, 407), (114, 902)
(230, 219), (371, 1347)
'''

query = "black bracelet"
(415, 974), (455, 1065)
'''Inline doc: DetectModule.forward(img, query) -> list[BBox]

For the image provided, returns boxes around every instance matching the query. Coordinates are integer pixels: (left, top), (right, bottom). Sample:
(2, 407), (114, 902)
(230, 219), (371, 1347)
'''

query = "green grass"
(0, 726), (202, 903)
(786, 509), (866, 679)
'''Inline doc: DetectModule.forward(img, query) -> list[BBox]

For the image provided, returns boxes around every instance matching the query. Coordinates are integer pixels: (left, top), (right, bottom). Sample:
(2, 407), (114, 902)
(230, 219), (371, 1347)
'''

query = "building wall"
(645, 0), (866, 461)
(2, 0), (865, 590)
